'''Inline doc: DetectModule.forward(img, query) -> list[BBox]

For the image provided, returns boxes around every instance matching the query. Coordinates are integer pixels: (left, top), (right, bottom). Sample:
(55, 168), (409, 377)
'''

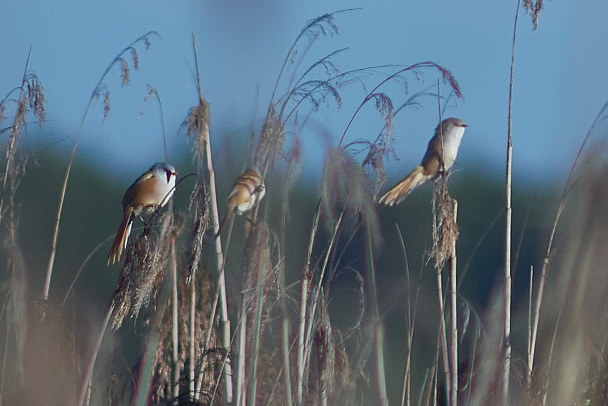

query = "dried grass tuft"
(26, 73), (45, 125)
(119, 58), (130, 86)
(187, 178), (212, 280)
(430, 174), (458, 270)
(1, 59), (45, 235)
(110, 212), (175, 330)
(523, 0), (543, 30)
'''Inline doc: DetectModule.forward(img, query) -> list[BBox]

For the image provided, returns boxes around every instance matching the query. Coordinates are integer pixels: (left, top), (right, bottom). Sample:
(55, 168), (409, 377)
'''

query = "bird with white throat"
(107, 162), (178, 266)
(378, 117), (467, 206)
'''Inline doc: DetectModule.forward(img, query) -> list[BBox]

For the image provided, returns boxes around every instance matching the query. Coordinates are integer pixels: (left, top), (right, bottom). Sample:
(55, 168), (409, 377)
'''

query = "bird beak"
(460, 123), (468, 128)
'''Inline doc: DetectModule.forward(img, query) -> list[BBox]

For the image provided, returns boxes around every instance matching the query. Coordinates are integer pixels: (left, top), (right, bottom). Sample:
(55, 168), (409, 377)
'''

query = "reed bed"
(3, 6), (608, 406)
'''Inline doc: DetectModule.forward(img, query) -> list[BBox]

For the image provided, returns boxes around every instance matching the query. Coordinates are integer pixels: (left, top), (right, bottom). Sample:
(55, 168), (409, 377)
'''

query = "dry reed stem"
(170, 240), (180, 401)
(502, 1), (523, 402)
(296, 201), (321, 405)
(395, 224), (416, 406)
(429, 174), (459, 405)
(188, 34), (234, 404)
(77, 305), (113, 406)
(449, 200), (458, 406)
(184, 179), (211, 399)
(435, 256), (451, 405)
(316, 295), (333, 405)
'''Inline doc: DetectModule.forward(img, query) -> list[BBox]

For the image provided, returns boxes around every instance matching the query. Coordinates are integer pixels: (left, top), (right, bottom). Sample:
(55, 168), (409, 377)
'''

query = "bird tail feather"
(215, 211), (231, 238)
(108, 206), (134, 266)
(378, 166), (430, 206)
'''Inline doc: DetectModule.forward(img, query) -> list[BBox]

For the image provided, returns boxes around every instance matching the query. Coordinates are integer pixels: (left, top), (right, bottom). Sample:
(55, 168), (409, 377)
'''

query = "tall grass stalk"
(449, 200), (458, 406)
(171, 241), (181, 400)
(527, 265), (534, 388)
(279, 167), (294, 406)
(296, 202), (321, 405)
(190, 34), (233, 403)
(374, 322), (389, 405)
(77, 304), (112, 406)
(366, 219), (388, 405)
(419, 366), (436, 406)
(43, 32), (158, 300)
(189, 267), (196, 396)
(502, 1), (522, 402)
(282, 318), (293, 406)
(235, 305), (248, 406)
(246, 227), (270, 406)
(431, 174), (459, 405)
(396, 224), (420, 406)
(302, 209), (345, 392)
(435, 258), (450, 404)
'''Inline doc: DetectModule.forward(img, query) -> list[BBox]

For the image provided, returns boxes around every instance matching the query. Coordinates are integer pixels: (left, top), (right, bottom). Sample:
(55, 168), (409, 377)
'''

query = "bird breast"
(231, 183), (266, 214)
(132, 173), (176, 209)
(440, 126), (465, 170)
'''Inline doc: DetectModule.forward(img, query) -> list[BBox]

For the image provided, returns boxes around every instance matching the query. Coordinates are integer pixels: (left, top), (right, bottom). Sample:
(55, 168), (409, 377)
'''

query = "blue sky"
(2, 1), (608, 189)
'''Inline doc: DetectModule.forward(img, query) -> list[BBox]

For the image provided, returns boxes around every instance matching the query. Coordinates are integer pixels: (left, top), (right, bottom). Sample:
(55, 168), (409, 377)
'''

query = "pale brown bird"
(107, 162), (178, 265)
(216, 168), (266, 237)
(379, 117), (467, 206)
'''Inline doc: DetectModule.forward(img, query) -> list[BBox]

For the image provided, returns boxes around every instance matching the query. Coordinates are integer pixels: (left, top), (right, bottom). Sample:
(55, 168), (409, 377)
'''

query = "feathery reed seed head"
(186, 100), (211, 166)
(254, 104), (284, 171)
(320, 147), (381, 247)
